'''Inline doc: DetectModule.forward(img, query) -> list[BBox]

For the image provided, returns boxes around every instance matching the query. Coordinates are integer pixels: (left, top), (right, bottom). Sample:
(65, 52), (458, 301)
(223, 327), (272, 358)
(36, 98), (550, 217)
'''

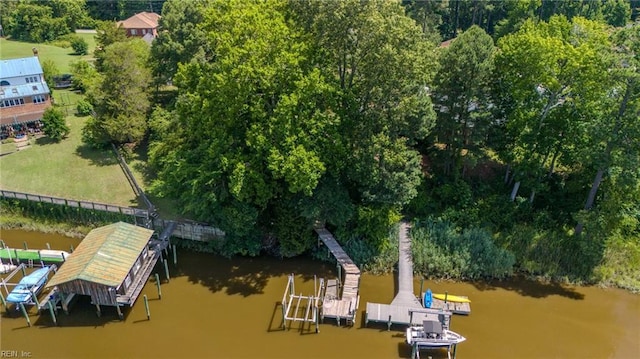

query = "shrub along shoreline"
(2, 198), (637, 293)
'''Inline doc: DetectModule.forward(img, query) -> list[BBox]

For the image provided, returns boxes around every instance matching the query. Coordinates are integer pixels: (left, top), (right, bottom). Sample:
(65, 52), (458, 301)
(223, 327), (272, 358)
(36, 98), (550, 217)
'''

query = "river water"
(0, 229), (638, 358)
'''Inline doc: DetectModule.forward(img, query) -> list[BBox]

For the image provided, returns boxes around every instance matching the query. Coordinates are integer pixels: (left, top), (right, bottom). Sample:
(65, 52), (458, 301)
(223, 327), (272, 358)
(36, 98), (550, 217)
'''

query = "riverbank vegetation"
(1, 0), (638, 292)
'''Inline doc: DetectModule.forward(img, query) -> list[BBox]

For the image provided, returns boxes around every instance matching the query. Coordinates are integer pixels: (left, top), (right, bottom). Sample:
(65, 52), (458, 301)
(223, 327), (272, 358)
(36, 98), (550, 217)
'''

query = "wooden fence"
(111, 144), (156, 214)
(1, 190), (149, 218)
(1, 190), (224, 242)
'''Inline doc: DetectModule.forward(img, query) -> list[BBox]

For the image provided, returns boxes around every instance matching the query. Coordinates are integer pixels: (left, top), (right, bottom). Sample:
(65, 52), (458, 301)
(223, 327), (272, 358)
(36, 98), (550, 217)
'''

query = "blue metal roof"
(0, 57), (44, 79)
(0, 82), (50, 100)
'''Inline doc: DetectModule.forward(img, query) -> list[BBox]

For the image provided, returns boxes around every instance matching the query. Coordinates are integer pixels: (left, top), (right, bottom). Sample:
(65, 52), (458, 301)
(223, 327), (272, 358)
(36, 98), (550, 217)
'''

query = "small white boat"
(406, 320), (466, 348)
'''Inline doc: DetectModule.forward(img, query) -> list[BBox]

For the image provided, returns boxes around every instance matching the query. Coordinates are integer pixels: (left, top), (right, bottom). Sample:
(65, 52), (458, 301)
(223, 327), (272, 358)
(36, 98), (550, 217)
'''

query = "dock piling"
(116, 303), (123, 320)
(420, 278), (424, 300)
(155, 273), (162, 299)
(23, 241), (28, 250)
(387, 314), (392, 331)
(21, 265), (26, 276)
(144, 294), (150, 320)
(95, 304), (101, 317)
(48, 301), (57, 326)
(70, 245), (74, 253)
(30, 291), (40, 308)
(172, 244), (177, 265)
(19, 302), (31, 327)
(163, 259), (170, 281)
(46, 243), (51, 249)
(0, 291), (6, 312)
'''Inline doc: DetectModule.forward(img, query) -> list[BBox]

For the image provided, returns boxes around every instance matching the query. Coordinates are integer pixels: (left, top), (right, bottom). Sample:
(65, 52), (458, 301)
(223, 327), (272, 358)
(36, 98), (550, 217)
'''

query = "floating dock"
(429, 297), (471, 315)
(315, 227), (361, 326)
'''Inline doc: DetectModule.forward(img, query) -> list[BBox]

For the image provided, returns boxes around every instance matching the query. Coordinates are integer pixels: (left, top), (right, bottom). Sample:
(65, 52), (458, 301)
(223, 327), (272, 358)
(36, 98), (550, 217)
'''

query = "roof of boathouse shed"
(47, 222), (154, 288)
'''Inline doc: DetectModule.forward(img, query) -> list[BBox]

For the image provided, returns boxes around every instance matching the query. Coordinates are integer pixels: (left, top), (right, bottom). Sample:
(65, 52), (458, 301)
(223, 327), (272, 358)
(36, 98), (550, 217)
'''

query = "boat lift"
(0, 264), (57, 308)
(281, 274), (325, 333)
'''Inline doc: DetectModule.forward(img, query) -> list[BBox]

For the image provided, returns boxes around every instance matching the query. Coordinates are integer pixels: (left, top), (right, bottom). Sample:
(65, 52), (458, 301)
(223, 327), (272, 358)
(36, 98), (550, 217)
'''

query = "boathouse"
(46, 222), (158, 310)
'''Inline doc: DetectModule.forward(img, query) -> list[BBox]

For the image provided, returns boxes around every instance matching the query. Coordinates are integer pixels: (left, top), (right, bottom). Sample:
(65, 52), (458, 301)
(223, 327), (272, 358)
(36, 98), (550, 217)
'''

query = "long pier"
(315, 227), (361, 326)
(365, 222), (451, 329)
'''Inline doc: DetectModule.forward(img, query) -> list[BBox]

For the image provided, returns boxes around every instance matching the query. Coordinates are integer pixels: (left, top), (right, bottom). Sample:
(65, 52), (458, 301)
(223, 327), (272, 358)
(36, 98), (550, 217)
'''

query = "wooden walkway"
(365, 222), (450, 329)
(314, 227), (361, 325)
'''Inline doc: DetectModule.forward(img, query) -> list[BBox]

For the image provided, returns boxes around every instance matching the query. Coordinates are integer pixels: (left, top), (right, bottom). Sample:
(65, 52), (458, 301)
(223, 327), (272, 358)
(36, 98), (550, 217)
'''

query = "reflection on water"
(1, 229), (638, 358)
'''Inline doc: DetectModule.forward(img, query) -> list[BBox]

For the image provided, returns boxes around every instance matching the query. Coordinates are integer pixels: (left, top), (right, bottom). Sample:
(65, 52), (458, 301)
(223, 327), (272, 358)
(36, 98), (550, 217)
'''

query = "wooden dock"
(365, 222), (452, 329)
(430, 297), (471, 315)
(315, 227), (361, 326)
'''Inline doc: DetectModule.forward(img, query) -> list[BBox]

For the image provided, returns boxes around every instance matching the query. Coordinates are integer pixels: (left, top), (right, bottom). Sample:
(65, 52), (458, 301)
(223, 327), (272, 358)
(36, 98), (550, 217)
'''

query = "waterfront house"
(46, 222), (158, 312)
(0, 56), (51, 134)
(117, 12), (161, 44)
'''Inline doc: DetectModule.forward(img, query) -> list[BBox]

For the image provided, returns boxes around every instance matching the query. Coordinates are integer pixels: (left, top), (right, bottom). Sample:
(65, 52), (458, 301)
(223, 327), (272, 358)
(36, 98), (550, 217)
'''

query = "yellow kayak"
(433, 293), (471, 303)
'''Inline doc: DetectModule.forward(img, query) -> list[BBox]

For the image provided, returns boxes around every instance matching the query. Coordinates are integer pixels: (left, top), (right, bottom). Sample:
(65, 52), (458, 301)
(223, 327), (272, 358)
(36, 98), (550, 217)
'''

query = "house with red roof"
(117, 12), (161, 44)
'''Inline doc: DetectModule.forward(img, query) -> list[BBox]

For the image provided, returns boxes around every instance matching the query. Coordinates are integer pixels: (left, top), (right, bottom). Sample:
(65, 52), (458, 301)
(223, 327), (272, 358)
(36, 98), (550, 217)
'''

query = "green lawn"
(0, 90), (138, 207)
(0, 32), (96, 73)
(0, 34), (183, 216)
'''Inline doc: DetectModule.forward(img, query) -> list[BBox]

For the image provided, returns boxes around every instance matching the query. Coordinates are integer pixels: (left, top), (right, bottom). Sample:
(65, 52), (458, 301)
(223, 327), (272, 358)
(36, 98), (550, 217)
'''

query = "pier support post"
(19, 302), (31, 327)
(30, 291), (40, 309)
(172, 244), (177, 265)
(155, 273), (162, 299)
(70, 245), (74, 253)
(315, 307), (319, 333)
(48, 301), (57, 326)
(409, 310), (414, 325)
(95, 304), (101, 318)
(46, 243), (51, 250)
(115, 304), (123, 320)
(163, 259), (170, 281)
(21, 265), (26, 276)
(144, 295), (150, 320)
(281, 302), (286, 330)
(0, 291), (7, 312)
(420, 278), (424, 301)
(387, 314), (392, 331)
(23, 241), (28, 250)
(59, 292), (69, 314)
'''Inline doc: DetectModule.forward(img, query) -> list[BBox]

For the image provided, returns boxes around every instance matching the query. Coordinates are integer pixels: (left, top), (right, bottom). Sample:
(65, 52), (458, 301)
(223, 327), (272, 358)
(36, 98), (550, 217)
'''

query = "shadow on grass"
(34, 136), (60, 146)
(74, 144), (118, 166)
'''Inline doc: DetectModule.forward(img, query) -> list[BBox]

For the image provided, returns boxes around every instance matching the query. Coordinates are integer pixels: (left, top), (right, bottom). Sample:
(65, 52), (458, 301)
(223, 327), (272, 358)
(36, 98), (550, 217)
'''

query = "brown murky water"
(0, 229), (638, 358)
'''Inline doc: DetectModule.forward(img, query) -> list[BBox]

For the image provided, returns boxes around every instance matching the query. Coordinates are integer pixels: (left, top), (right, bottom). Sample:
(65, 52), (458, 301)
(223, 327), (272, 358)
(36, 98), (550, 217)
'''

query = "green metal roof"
(47, 222), (154, 288)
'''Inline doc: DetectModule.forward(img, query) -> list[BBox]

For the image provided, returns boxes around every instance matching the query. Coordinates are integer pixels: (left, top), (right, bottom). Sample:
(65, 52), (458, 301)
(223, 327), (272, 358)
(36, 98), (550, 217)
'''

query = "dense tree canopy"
(149, 0), (436, 256)
(42, 0), (632, 287)
(432, 25), (495, 177)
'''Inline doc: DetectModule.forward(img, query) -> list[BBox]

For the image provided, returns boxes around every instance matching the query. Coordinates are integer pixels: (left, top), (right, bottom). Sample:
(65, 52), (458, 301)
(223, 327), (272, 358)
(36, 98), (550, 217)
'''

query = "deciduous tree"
(85, 39), (151, 146)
